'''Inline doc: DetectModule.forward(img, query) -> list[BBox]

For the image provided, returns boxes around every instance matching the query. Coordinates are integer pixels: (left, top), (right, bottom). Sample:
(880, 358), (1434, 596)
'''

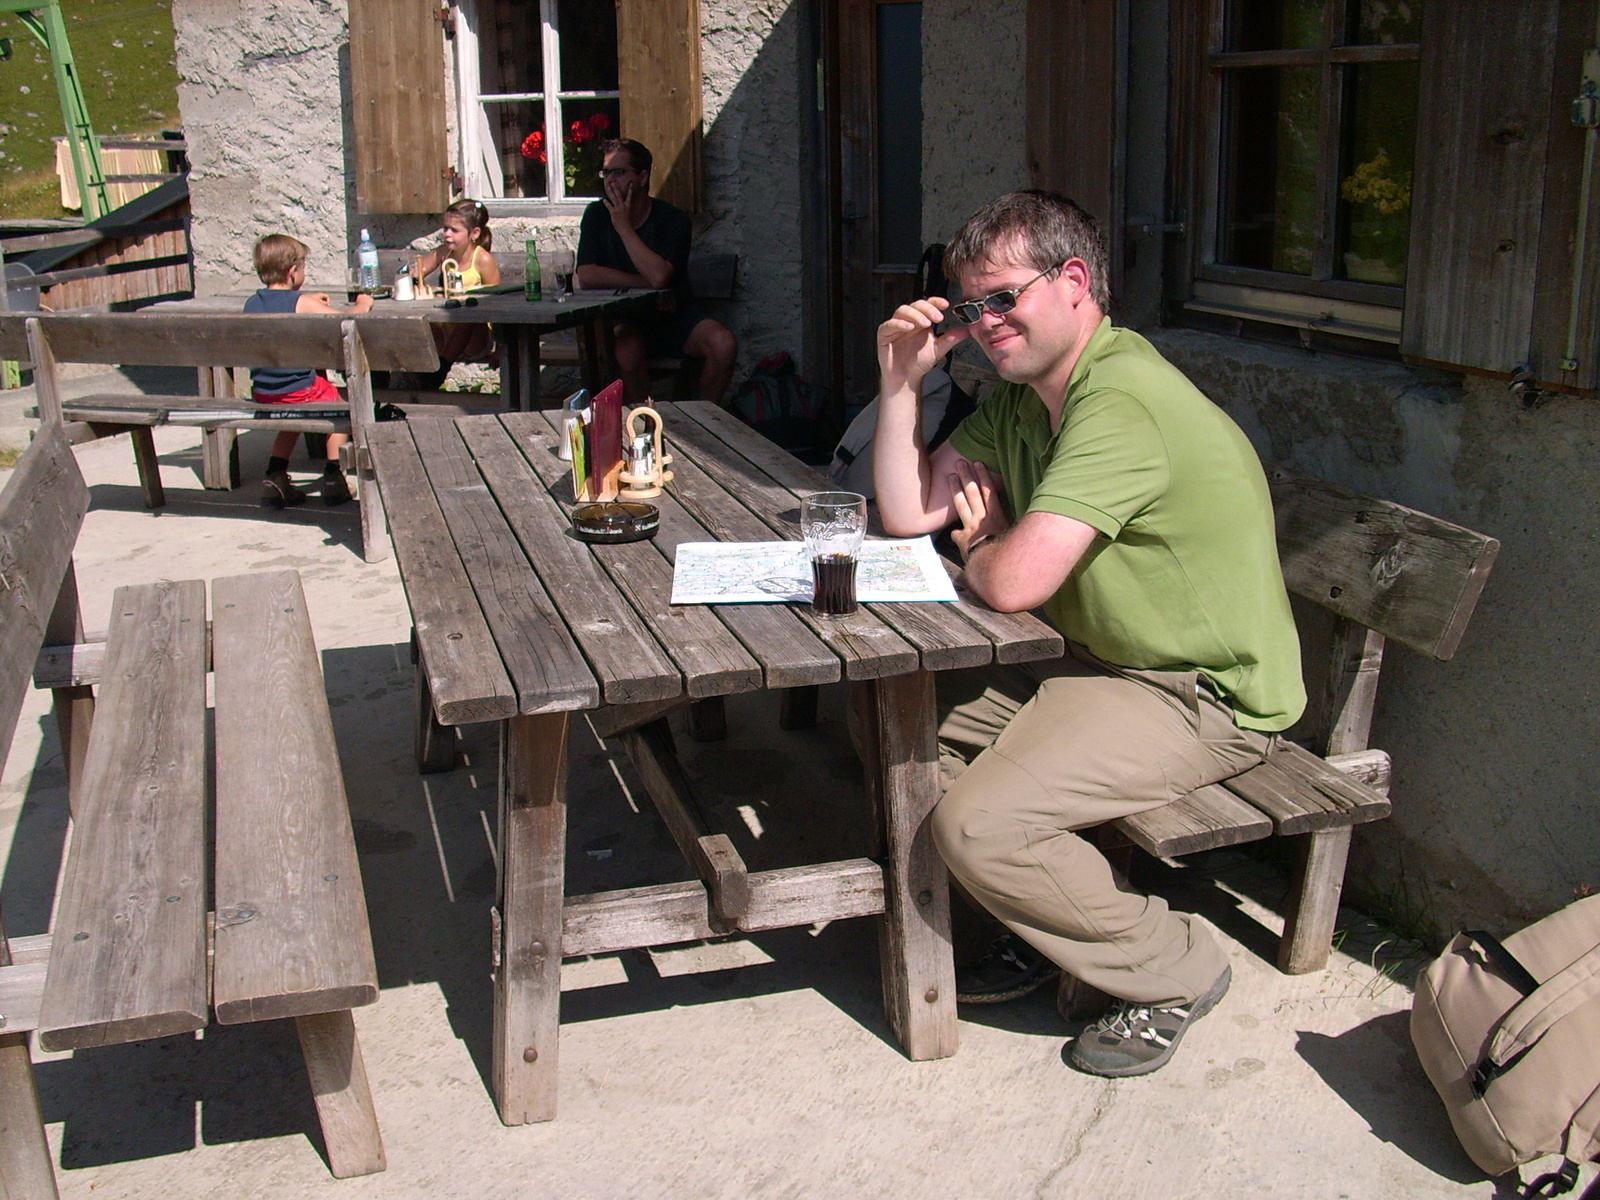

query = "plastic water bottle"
(524, 238), (542, 301)
(357, 229), (380, 290)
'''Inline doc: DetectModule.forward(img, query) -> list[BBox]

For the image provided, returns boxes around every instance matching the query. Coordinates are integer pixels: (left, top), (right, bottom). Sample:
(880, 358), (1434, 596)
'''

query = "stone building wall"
(920, 0), (1028, 248)
(1150, 328), (1600, 938)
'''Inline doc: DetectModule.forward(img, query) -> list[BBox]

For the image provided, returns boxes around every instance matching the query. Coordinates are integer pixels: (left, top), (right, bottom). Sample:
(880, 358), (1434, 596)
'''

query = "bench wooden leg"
(1277, 826), (1353, 975)
(0, 1032), (56, 1199)
(414, 659), (456, 773)
(687, 696), (726, 742)
(201, 428), (240, 491)
(778, 684), (819, 731)
(295, 1010), (386, 1179)
(493, 712), (568, 1126)
(872, 672), (957, 1061)
(130, 426), (165, 508)
(46, 561), (94, 822)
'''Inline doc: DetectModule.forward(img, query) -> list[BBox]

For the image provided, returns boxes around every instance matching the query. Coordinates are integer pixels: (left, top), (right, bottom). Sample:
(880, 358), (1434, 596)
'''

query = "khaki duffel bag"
(1411, 895), (1600, 1198)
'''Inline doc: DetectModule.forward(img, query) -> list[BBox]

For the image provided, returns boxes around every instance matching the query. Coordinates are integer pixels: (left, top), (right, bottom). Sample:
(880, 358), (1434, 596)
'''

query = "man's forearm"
(874, 383), (942, 536)
(577, 264), (649, 289)
(614, 228), (675, 289)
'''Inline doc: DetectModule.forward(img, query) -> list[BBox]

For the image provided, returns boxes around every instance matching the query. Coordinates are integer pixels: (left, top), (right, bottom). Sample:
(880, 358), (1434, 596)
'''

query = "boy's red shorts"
(254, 374), (341, 404)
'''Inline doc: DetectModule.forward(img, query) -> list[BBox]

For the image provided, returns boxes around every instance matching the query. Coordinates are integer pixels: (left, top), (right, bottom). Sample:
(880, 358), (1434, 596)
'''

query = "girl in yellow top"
(413, 199), (500, 385)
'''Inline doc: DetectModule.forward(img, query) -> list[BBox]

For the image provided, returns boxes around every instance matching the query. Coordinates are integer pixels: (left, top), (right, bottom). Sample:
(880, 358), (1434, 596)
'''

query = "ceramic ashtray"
(571, 501), (660, 544)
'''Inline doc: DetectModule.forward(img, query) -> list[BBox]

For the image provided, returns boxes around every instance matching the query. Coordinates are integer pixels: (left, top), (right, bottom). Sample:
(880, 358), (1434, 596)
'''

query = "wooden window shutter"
(1401, 0), (1562, 375)
(349, 0), (451, 215)
(1025, 0), (1120, 294)
(617, 0), (703, 214)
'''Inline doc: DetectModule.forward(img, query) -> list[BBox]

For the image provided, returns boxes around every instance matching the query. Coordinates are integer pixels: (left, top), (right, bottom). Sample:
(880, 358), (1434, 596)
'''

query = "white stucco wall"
(920, 0), (1029, 247)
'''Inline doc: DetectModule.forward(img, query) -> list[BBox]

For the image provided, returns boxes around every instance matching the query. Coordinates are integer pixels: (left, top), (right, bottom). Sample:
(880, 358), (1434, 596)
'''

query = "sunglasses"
(950, 263), (1064, 324)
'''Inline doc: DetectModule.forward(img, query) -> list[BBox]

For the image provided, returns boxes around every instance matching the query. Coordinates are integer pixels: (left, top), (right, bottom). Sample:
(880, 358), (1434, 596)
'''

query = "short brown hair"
(944, 191), (1110, 312)
(600, 138), (653, 176)
(253, 234), (308, 286)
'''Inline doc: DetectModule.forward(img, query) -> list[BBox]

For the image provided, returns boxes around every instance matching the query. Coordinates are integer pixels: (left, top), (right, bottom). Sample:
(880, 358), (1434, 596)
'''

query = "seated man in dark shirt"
(575, 138), (736, 405)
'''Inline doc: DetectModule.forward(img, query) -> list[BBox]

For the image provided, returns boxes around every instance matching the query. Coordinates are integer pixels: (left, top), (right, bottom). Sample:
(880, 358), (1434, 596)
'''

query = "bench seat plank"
(210, 571), (379, 1024)
(1115, 783), (1275, 858)
(1222, 740), (1391, 835)
(39, 579), (209, 1052)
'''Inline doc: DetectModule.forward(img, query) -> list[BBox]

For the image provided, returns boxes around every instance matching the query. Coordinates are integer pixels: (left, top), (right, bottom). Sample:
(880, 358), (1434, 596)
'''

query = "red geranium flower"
(520, 130), (546, 163)
(568, 118), (593, 145)
(588, 112), (611, 133)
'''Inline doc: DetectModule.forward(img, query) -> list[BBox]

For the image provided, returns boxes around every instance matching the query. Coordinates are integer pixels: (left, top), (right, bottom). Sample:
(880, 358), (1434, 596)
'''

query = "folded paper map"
(670, 537), (958, 605)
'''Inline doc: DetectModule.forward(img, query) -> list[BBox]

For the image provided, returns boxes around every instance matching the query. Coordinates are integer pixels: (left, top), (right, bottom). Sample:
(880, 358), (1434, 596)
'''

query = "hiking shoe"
(322, 470), (353, 506)
(260, 470), (306, 509)
(1068, 965), (1231, 1077)
(956, 931), (1061, 1004)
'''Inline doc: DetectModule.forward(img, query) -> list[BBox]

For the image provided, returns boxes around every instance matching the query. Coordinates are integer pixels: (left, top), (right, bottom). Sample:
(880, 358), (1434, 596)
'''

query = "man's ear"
(1058, 258), (1092, 305)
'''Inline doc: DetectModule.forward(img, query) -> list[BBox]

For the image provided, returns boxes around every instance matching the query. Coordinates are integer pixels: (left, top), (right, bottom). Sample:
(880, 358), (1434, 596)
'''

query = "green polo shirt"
(947, 318), (1305, 732)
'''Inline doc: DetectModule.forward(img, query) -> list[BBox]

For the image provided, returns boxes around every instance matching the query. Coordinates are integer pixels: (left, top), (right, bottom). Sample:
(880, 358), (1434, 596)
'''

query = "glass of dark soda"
(801, 491), (867, 618)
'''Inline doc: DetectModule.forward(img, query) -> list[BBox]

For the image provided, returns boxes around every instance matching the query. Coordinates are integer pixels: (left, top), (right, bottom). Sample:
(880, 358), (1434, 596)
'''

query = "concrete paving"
(0, 384), (1583, 1199)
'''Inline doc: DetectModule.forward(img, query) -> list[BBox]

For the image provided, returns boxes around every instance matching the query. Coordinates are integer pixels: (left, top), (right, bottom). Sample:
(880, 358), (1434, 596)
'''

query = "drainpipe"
(1559, 14), (1600, 377)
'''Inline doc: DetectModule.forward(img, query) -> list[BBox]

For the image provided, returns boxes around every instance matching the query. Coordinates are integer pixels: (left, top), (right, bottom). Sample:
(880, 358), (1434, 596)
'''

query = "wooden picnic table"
(366, 399), (1064, 1127)
(151, 287), (667, 408)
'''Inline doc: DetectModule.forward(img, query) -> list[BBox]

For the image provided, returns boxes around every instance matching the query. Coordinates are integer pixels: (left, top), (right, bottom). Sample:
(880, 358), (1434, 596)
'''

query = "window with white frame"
(456, 0), (620, 204)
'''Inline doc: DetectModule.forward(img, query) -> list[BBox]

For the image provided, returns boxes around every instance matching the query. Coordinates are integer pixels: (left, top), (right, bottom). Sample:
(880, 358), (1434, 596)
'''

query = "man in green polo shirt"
(873, 190), (1304, 1077)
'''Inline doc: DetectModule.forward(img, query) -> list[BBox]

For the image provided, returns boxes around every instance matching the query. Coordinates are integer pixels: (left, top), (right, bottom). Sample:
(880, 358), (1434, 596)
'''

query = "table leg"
(577, 315), (616, 393)
(872, 671), (957, 1060)
(518, 325), (541, 410)
(499, 326), (521, 412)
(414, 651), (456, 773)
(295, 1009), (386, 1178)
(493, 711), (569, 1125)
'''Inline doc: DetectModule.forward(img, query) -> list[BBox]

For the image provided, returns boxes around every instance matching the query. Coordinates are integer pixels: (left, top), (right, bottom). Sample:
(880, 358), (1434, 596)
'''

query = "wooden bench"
(0, 311), (444, 563)
(0, 424), (387, 1189)
(1103, 462), (1499, 974)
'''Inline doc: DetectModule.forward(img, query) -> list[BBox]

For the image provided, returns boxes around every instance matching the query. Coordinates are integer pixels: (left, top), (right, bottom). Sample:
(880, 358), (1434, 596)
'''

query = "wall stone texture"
(173, 0), (353, 295)
(921, 0), (1029, 248)
(1151, 328), (1600, 938)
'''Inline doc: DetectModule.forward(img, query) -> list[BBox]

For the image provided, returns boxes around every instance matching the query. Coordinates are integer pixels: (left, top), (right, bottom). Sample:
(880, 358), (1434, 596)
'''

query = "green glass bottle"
(524, 238), (542, 301)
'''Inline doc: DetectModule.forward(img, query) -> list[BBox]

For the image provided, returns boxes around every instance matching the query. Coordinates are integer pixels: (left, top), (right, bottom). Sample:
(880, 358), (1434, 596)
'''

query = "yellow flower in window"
(1341, 152), (1412, 216)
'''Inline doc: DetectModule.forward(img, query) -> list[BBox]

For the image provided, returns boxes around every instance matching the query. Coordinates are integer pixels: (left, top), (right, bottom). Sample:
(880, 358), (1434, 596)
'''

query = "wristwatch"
(962, 533), (996, 563)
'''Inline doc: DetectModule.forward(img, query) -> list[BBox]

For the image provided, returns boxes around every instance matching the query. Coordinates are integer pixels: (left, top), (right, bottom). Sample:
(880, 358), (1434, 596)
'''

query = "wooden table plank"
(367, 422), (517, 725)
(211, 571), (379, 1023)
(455, 415), (682, 705)
(658, 415), (920, 680)
(407, 417), (600, 713)
(500, 412), (763, 700)
(669, 400), (1062, 668)
(39, 580), (209, 1052)
(514, 411), (835, 691)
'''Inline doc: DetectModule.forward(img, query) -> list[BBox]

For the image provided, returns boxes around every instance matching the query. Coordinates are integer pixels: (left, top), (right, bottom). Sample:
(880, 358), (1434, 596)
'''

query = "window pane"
(1219, 66), (1320, 275)
(1338, 61), (1418, 283)
(495, 103), (548, 198)
(557, 0), (618, 92)
(1227, 0), (1324, 51)
(559, 98), (621, 197)
(488, 0), (543, 96)
(1349, 0), (1422, 45)
(876, 3), (923, 266)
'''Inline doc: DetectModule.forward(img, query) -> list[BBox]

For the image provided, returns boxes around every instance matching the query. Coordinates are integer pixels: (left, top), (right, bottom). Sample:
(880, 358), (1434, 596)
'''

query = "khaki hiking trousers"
(931, 643), (1272, 1007)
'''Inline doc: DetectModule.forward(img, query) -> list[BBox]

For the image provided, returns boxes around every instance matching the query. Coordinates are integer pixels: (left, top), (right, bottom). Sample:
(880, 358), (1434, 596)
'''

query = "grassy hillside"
(0, 0), (180, 219)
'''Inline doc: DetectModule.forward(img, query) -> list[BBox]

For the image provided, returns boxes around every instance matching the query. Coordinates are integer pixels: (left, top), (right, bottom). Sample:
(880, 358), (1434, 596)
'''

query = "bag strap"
(1488, 941), (1600, 1071)
(1522, 1161), (1582, 1200)
(1564, 1077), (1600, 1167)
(1466, 930), (1541, 995)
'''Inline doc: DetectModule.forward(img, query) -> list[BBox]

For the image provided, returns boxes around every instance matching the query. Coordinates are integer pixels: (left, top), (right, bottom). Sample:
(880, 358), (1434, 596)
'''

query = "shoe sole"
(1068, 965), (1231, 1078)
(957, 965), (1061, 1005)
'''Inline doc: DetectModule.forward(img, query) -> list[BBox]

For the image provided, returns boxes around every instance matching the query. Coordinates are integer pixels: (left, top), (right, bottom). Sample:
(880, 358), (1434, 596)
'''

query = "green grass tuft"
(0, 0), (181, 219)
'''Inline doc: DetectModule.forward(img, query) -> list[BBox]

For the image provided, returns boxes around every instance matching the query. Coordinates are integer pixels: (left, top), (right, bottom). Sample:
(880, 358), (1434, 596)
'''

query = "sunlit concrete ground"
(0, 376), (1582, 1199)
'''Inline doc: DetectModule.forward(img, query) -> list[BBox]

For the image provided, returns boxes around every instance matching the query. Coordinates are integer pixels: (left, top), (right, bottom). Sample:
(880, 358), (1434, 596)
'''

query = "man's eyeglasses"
(598, 167), (633, 180)
(949, 263), (1064, 324)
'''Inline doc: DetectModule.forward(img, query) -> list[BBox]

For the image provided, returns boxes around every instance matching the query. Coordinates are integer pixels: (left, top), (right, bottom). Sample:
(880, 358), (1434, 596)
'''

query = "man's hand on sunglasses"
(877, 296), (970, 399)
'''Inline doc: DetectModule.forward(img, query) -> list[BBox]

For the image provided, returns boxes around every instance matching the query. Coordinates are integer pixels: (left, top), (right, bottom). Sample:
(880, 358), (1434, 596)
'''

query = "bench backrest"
(1266, 463), (1499, 661)
(0, 312), (441, 373)
(0, 423), (88, 755)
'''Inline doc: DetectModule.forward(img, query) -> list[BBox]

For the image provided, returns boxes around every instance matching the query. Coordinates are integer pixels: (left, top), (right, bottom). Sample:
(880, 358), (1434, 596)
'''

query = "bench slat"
(39, 579), (209, 1052)
(210, 571), (379, 1024)
(1221, 741), (1391, 835)
(0, 424), (88, 755)
(1114, 783), (1274, 858)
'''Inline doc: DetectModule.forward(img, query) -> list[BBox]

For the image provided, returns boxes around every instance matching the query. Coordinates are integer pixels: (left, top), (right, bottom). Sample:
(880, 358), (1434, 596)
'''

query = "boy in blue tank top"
(244, 234), (373, 508)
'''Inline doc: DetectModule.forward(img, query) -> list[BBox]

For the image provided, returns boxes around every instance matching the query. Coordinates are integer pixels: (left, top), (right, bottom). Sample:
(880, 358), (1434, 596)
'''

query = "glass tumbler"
(801, 491), (867, 617)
